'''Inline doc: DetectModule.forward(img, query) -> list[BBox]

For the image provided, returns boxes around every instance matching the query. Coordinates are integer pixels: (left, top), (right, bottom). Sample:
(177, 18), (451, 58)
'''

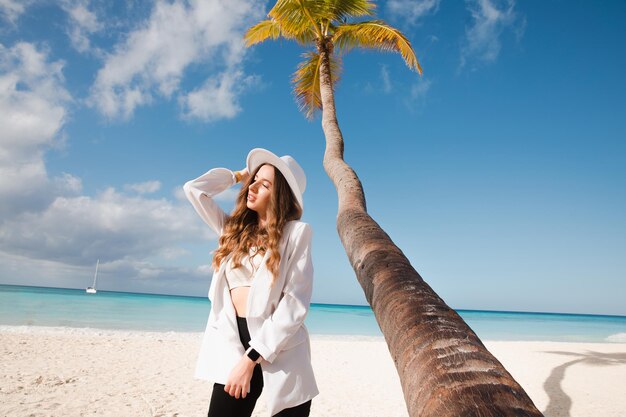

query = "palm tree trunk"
(315, 37), (544, 417)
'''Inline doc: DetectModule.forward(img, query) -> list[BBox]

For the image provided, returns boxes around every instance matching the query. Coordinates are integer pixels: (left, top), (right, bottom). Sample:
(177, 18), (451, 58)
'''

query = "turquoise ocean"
(1, 284), (625, 343)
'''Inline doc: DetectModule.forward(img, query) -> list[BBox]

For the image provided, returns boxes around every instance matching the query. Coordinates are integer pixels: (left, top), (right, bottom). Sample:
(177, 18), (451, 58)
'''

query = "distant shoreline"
(1, 283), (624, 318)
(1, 325), (625, 345)
(2, 284), (626, 343)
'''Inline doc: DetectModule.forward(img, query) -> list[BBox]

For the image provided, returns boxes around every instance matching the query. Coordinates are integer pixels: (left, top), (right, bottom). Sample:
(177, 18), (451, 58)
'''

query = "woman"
(183, 148), (319, 417)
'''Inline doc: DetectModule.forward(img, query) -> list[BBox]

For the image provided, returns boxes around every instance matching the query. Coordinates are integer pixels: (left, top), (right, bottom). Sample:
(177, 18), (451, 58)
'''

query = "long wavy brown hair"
(211, 163), (303, 287)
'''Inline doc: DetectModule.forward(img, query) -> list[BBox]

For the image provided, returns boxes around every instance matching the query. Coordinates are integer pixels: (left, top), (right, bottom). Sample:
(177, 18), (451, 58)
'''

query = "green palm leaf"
(324, 0), (376, 20)
(244, 19), (284, 47)
(244, 1), (422, 119)
(269, 0), (331, 38)
(292, 50), (342, 119)
(244, 18), (317, 47)
(333, 20), (422, 74)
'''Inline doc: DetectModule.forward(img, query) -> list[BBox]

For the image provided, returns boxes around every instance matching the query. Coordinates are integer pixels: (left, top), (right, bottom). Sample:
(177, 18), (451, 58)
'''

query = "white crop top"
(225, 246), (265, 290)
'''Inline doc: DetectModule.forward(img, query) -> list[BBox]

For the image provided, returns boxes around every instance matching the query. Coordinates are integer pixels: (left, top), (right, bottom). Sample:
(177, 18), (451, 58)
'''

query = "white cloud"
(380, 65), (392, 93)
(362, 64), (393, 95)
(400, 76), (432, 114)
(0, 250), (213, 296)
(0, 180), (225, 294)
(0, 42), (74, 218)
(0, 41), (232, 296)
(0, 0), (32, 23)
(180, 69), (260, 121)
(0, 43), (71, 148)
(62, 0), (104, 54)
(460, 0), (524, 70)
(0, 186), (212, 264)
(386, 0), (440, 26)
(123, 180), (161, 194)
(411, 77), (432, 100)
(89, 0), (264, 121)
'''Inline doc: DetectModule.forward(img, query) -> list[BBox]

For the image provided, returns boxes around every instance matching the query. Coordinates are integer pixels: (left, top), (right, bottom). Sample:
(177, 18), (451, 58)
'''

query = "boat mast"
(92, 259), (99, 289)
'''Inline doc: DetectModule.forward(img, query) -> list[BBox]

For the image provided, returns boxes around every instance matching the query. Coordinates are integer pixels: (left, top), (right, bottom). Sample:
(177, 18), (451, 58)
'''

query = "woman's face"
(246, 164), (275, 216)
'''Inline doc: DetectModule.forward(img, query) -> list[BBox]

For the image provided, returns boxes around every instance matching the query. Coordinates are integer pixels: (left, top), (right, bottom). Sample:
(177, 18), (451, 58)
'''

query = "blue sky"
(0, 0), (624, 316)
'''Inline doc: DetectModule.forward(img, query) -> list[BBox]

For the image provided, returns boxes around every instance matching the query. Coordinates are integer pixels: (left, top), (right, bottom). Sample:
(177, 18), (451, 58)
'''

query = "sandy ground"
(1, 326), (625, 417)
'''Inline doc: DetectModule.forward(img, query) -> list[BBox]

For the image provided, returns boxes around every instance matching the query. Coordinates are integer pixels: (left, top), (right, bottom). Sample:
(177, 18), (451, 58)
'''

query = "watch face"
(247, 348), (260, 361)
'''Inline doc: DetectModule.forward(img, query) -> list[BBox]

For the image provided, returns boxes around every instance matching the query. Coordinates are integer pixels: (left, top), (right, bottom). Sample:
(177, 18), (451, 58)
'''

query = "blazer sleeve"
(248, 222), (314, 364)
(183, 167), (237, 237)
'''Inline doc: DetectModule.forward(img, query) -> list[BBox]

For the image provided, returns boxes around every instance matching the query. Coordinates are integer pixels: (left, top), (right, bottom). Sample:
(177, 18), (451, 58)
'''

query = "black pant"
(207, 315), (312, 417)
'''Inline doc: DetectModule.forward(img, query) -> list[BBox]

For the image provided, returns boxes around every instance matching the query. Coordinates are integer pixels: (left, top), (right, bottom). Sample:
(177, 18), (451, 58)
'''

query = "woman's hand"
(224, 354), (256, 398)
(238, 167), (250, 184)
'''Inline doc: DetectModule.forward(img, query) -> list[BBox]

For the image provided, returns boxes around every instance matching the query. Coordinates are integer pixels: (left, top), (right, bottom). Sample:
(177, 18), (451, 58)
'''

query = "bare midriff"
(230, 287), (250, 317)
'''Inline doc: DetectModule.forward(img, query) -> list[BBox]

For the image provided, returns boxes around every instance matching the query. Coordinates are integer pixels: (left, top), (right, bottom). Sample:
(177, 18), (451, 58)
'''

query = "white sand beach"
(1, 326), (624, 417)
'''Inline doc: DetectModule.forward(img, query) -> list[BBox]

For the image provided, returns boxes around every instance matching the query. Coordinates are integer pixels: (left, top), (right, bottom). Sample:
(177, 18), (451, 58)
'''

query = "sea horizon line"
(2, 283), (624, 319)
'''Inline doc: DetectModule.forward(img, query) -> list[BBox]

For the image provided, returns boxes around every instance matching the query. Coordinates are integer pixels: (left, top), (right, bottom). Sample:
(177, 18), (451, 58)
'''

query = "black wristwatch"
(246, 346), (262, 363)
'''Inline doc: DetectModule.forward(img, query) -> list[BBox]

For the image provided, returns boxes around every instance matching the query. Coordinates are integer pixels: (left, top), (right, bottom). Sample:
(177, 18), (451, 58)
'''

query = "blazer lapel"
(210, 220), (298, 319)
(208, 251), (231, 303)
(247, 221), (297, 317)
(246, 249), (272, 318)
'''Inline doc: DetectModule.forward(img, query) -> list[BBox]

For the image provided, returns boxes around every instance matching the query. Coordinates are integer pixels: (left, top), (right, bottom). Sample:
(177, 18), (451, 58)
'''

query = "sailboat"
(86, 259), (99, 294)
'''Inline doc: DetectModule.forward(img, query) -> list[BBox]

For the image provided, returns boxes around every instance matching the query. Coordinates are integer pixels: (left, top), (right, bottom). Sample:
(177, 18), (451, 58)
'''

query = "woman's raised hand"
(238, 168), (250, 184)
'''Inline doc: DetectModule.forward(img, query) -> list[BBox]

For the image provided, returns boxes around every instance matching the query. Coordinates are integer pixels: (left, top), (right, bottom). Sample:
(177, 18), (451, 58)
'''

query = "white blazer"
(183, 167), (319, 415)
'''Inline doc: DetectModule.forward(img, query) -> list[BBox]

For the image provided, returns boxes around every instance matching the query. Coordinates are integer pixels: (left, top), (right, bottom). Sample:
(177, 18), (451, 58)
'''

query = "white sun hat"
(246, 148), (306, 210)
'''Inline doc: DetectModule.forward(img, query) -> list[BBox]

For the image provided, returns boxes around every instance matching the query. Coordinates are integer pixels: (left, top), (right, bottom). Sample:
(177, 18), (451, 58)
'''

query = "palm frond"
(333, 20), (422, 74)
(292, 27), (319, 45)
(244, 18), (318, 47)
(244, 19), (284, 47)
(269, 0), (331, 38)
(292, 50), (342, 119)
(324, 0), (376, 21)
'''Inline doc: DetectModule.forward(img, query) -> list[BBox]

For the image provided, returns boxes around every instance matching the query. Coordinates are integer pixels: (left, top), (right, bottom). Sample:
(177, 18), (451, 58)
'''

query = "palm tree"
(245, 1), (543, 416)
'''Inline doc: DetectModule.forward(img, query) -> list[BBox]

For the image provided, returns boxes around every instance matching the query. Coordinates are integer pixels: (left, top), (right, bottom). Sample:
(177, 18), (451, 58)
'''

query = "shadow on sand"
(541, 350), (626, 417)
